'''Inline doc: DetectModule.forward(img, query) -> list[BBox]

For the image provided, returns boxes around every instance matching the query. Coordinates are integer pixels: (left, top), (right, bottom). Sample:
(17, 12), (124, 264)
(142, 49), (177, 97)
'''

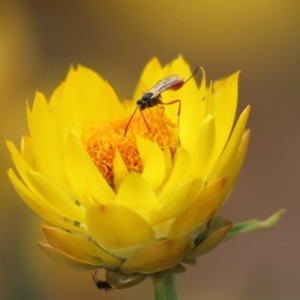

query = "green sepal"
(225, 209), (285, 241)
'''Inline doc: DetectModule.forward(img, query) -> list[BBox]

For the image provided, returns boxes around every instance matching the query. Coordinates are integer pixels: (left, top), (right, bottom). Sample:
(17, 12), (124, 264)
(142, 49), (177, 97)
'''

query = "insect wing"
(147, 75), (185, 98)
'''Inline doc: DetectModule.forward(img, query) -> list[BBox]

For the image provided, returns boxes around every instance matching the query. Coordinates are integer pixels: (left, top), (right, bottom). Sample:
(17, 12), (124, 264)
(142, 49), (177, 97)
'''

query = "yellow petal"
(208, 105), (250, 182)
(209, 72), (239, 157)
(159, 148), (190, 198)
(116, 172), (158, 220)
(168, 56), (199, 146)
(38, 242), (97, 270)
(113, 149), (129, 191)
(186, 222), (232, 259)
(133, 57), (163, 102)
(65, 129), (115, 205)
(136, 135), (165, 191)
(49, 78), (65, 108)
(82, 81), (126, 138)
(55, 65), (105, 137)
(7, 140), (40, 190)
(197, 67), (208, 120)
(168, 177), (228, 239)
(26, 169), (85, 222)
(186, 115), (216, 181)
(42, 226), (122, 268)
(10, 133), (67, 213)
(180, 68), (207, 153)
(7, 169), (84, 234)
(226, 130), (250, 198)
(121, 236), (194, 274)
(20, 135), (37, 170)
(161, 147), (173, 184)
(27, 94), (69, 186)
(151, 178), (203, 227)
(169, 55), (194, 79)
(86, 204), (156, 252)
(27, 91), (63, 158)
(7, 140), (68, 209)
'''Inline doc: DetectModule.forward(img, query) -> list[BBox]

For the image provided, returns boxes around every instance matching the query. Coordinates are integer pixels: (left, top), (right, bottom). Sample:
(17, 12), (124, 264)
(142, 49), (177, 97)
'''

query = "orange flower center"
(84, 106), (179, 187)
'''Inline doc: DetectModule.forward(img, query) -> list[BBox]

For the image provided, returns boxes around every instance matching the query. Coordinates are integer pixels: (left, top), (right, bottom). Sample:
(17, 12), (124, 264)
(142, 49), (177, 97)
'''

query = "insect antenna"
(184, 67), (200, 84)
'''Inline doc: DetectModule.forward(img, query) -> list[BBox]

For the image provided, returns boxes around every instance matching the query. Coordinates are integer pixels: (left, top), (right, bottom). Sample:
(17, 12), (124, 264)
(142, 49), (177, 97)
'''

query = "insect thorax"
(137, 92), (161, 110)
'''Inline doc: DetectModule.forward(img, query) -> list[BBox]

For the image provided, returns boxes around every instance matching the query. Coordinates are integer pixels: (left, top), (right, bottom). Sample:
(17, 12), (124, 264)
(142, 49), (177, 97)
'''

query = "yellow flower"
(7, 56), (251, 289)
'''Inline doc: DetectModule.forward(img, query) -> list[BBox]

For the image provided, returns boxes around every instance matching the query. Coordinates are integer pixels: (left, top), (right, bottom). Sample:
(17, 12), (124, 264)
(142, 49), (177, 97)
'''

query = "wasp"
(124, 67), (199, 136)
(93, 271), (113, 292)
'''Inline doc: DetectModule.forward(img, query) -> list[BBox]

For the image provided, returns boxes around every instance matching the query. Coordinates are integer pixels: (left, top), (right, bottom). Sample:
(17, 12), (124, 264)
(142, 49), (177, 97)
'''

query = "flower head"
(7, 56), (252, 288)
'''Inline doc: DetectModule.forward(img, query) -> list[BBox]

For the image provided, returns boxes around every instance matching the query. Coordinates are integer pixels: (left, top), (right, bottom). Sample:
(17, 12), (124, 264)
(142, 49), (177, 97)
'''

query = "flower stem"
(152, 273), (179, 300)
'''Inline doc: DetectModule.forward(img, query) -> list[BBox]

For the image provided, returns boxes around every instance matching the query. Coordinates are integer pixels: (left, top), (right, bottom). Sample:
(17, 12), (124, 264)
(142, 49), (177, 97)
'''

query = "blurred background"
(1, 0), (299, 299)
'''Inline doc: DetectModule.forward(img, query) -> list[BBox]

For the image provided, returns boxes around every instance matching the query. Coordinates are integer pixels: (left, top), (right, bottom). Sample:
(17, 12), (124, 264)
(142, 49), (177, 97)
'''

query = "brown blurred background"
(0, 0), (299, 299)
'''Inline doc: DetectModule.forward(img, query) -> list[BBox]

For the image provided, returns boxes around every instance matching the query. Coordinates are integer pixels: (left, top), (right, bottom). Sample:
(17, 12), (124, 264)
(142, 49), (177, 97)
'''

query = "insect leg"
(124, 106), (139, 137)
(158, 99), (181, 130)
(156, 105), (166, 128)
(140, 109), (151, 132)
(93, 270), (97, 283)
(159, 105), (165, 116)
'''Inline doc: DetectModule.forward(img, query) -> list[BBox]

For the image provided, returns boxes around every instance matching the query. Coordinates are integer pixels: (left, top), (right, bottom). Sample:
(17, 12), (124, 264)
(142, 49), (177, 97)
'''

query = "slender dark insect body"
(124, 67), (199, 136)
(93, 271), (113, 292)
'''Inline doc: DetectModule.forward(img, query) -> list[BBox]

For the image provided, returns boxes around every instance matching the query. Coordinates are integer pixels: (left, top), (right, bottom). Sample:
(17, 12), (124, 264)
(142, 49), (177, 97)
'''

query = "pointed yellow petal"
(20, 135), (37, 170)
(151, 178), (203, 227)
(116, 172), (158, 220)
(186, 115), (216, 181)
(7, 139), (63, 200)
(209, 72), (239, 156)
(27, 93), (66, 184)
(49, 78), (64, 108)
(121, 236), (194, 274)
(86, 204), (156, 252)
(57, 65), (105, 136)
(159, 148), (190, 198)
(169, 55), (193, 78)
(133, 57), (163, 102)
(7, 140), (67, 201)
(202, 72), (239, 170)
(168, 177), (228, 239)
(82, 81), (126, 137)
(136, 135), (165, 191)
(180, 68), (207, 153)
(42, 226), (122, 268)
(10, 122), (33, 178)
(7, 169), (84, 233)
(113, 149), (129, 191)
(186, 222), (232, 259)
(161, 147), (173, 184)
(26, 169), (85, 222)
(65, 129), (115, 205)
(226, 130), (250, 198)
(168, 56), (199, 146)
(209, 105), (250, 182)
(198, 67), (208, 119)
(38, 242), (98, 270)
(28, 91), (63, 156)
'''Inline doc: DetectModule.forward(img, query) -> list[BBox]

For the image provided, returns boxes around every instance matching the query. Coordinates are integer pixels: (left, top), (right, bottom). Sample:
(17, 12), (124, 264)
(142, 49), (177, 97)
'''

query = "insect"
(93, 271), (113, 292)
(124, 67), (199, 136)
